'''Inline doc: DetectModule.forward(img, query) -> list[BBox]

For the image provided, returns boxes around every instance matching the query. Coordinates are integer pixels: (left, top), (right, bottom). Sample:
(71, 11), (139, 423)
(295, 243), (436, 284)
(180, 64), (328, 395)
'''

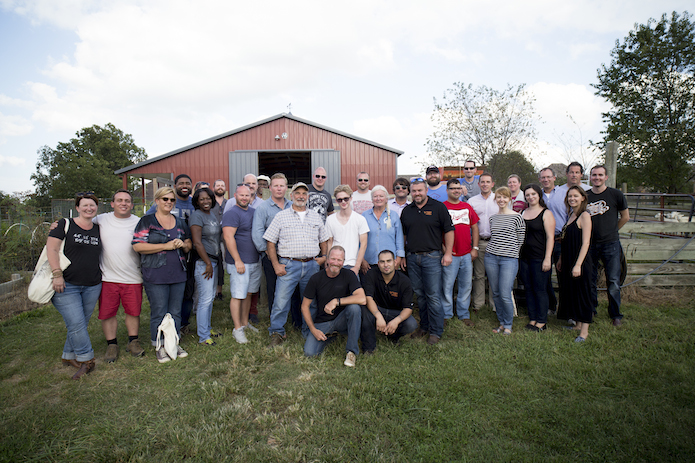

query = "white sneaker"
(176, 345), (188, 358)
(156, 347), (171, 364)
(233, 328), (248, 344)
(243, 323), (259, 333)
(344, 351), (356, 367)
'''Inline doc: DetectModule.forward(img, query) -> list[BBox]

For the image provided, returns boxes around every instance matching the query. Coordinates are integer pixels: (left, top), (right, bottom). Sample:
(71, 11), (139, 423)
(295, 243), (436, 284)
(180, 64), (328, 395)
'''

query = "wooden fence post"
(605, 141), (618, 189)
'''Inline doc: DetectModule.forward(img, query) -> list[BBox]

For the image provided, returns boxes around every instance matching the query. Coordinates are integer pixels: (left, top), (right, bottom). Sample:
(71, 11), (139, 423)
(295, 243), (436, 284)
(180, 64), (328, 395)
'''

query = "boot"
(72, 358), (96, 380)
(61, 358), (80, 369)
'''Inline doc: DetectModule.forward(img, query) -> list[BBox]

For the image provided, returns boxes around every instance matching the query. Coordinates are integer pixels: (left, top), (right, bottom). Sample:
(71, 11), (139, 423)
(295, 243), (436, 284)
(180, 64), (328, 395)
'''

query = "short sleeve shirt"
(400, 198), (455, 253)
(222, 205), (259, 264)
(361, 267), (413, 312)
(49, 218), (102, 286)
(189, 210), (221, 257)
(443, 201), (479, 256)
(307, 184), (334, 222)
(304, 268), (362, 324)
(586, 187), (628, 244)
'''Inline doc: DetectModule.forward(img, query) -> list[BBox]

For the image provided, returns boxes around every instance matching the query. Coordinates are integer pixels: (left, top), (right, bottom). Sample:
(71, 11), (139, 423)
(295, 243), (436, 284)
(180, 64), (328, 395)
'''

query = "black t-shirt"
(361, 267), (413, 312)
(586, 187), (628, 244)
(400, 198), (454, 253)
(307, 184), (334, 222)
(48, 218), (102, 286)
(304, 268), (362, 324)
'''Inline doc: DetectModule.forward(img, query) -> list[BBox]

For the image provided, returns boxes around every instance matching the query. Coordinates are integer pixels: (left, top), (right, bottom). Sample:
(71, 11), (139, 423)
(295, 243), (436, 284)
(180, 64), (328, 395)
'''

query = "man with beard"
(302, 246), (365, 367)
(425, 166), (448, 202)
(307, 167), (334, 222)
(257, 175), (270, 200)
(264, 182), (329, 347)
(400, 178), (454, 345)
(211, 179), (227, 299)
(147, 174), (194, 220)
(388, 177), (410, 218)
(351, 172), (373, 214)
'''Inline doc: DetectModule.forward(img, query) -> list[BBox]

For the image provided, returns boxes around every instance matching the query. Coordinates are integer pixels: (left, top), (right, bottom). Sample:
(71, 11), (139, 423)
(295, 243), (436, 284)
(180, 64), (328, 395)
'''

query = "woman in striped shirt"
(484, 186), (526, 334)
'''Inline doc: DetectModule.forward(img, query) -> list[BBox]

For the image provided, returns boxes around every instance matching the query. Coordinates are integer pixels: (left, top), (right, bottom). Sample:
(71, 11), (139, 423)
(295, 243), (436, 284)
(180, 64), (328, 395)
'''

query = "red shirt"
(443, 201), (479, 256)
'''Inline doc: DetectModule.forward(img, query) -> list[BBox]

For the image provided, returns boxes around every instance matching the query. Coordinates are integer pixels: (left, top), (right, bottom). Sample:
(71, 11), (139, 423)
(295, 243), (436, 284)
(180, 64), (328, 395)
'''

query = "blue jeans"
(441, 254), (473, 320)
(269, 258), (319, 337)
(407, 251), (444, 337)
(360, 305), (418, 352)
(144, 281), (186, 344)
(52, 282), (102, 362)
(519, 258), (550, 324)
(304, 304), (361, 357)
(484, 253), (518, 330)
(262, 253), (302, 326)
(194, 260), (217, 343)
(590, 241), (624, 320)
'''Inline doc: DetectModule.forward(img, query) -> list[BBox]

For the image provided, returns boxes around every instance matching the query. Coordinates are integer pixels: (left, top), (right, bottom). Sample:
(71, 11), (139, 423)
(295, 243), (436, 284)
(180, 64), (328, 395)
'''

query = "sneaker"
(244, 323), (259, 333)
(180, 324), (192, 336)
(201, 338), (216, 346)
(176, 345), (188, 358)
(104, 344), (119, 363)
(214, 292), (224, 301)
(233, 328), (248, 344)
(344, 351), (356, 367)
(249, 314), (260, 324)
(156, 347), (171, 364)
(209, 329), (223, 338)
(269, 333), (285, 347)
(126, 339), (145, 357)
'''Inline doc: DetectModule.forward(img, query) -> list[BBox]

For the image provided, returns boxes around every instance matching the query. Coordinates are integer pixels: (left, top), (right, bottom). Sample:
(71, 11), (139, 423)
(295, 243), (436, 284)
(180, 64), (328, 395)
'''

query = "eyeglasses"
(160, 197), (176, 202)
(357, 178), (369, 182)
(336, 197), (350, 203)
(394, 185), (409, 191)
(463, 167), (476, 170)
(315, 174), (326, 179)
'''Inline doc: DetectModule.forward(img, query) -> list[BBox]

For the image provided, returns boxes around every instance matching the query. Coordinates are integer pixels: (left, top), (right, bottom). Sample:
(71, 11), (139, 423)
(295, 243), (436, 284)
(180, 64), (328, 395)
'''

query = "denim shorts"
(227, 261), (262, 299)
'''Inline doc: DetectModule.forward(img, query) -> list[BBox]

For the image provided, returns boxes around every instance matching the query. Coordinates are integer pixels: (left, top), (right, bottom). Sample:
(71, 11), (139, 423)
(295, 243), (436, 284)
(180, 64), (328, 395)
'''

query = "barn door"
(311, 150), (341, 195)
(228, 150), (259, 186)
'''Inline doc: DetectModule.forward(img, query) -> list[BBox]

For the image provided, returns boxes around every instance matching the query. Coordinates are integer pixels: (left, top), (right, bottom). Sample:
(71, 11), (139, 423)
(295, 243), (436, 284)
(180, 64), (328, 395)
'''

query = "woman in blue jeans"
(47, 192), (102, 380)
(519, 184), (555, 332)
(484, 187), (526, 335)
(189, 187), (222, 346)
(132, 187), (192, 363)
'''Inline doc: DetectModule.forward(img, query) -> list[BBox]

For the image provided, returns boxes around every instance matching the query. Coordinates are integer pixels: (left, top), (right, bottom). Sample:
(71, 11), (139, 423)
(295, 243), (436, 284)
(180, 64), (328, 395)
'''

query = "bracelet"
(51, 269), (63, 278)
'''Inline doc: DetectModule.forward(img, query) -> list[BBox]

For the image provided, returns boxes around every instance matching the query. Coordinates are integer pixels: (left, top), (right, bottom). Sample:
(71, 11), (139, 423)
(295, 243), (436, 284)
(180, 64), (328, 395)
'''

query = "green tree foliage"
(426, 82), (539, 169)
(488, 150), (537, 187)
(31, 123), (147, 205)
(594, 11), (695, 193)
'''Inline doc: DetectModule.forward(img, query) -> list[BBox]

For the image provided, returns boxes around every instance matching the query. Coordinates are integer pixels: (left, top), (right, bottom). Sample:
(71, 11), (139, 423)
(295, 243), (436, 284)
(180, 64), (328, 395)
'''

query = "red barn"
(115, 113), (403, 199)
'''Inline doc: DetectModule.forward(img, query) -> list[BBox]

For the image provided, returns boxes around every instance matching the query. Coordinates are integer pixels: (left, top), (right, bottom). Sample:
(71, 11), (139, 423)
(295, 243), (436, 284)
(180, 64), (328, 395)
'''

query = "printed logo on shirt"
(423, 211), (433, 216)
(587, 200), (610, 216)
(449, 209), (470, 225)
(389, 291), (399, 298)
(73, 233), (100, 246)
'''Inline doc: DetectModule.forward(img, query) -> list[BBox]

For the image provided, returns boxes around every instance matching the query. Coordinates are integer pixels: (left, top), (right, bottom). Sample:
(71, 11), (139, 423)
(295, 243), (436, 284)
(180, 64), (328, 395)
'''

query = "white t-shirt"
(351, 190), (373, 215)
(325, 212), (370, 267)
(93, 212), (142, 284)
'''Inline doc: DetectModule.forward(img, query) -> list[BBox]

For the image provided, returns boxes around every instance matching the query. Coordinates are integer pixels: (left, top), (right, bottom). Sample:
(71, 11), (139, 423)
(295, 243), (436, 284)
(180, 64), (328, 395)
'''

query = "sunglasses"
(464, 167), (476, 170)
(336, 197), (350, 203)
(76, 191), (95, 197)
(411, 177), (425, 183)
(160, 197), (176, 203)
(315, 174), (327, 179)
(357, 178), (369, 182)
(394, 185), (409, 191)
(236, 183), (251, 187)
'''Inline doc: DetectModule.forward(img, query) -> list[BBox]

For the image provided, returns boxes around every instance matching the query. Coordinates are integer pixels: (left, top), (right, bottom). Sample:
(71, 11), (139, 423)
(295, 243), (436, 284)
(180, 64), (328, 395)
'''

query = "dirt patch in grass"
(0, 282), (43, 322)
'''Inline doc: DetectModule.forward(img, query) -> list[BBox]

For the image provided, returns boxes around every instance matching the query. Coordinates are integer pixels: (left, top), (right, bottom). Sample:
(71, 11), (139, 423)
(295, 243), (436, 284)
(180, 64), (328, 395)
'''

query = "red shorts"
(98, 282), (143, 320)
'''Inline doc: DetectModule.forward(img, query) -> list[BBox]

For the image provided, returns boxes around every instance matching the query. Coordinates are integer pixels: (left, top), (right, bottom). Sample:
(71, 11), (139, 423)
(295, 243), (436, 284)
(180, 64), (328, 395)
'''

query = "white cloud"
(0, 154), (26, 167)
(0, 112), (33, 142)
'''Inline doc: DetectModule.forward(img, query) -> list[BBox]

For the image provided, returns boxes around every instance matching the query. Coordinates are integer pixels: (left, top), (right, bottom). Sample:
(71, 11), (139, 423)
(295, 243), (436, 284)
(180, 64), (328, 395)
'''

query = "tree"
(593, 11), (695, 193)
(31, 123), (147, 205)
(487, 150), (537, 187)
(425, 82), (539, 169)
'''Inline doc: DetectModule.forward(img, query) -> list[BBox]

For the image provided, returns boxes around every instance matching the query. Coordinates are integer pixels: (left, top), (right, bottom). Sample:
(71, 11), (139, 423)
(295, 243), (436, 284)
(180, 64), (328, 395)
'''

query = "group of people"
(46, 159), (629, 377)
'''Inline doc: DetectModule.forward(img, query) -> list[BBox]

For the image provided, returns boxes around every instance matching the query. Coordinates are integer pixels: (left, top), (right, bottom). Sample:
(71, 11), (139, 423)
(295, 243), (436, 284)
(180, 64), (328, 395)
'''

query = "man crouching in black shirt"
(360, 250), (418, 353)
(302, 246), (366, 367)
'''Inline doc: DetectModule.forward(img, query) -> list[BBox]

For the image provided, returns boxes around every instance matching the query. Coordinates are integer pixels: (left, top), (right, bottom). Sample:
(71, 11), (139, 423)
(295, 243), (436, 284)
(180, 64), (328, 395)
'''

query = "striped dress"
(486, 213), (526, 258)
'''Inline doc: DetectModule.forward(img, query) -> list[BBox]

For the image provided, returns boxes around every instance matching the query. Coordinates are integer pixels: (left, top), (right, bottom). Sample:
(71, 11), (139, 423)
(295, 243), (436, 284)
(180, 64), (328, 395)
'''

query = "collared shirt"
(546, 183), (591, 235)
(361, 266), (413, 312)
(263, 207), (329, 259)
(223, 196), (264, 214)
(388, 198), (410, 218)
(362, 207), (405, 265)
(467, 193), (497, 239)
(251, 198), (292, 252)
(400, 198), (454, 253)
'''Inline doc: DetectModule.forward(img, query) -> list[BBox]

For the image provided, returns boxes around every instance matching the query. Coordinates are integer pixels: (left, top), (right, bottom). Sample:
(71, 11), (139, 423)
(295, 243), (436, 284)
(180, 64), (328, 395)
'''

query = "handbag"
(156, 313), (180, 360)
(27, 219), (72, 304)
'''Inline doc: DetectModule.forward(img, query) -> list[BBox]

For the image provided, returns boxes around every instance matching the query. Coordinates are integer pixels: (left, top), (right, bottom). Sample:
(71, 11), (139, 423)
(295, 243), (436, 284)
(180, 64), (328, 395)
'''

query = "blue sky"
(0, 0), (691, 195)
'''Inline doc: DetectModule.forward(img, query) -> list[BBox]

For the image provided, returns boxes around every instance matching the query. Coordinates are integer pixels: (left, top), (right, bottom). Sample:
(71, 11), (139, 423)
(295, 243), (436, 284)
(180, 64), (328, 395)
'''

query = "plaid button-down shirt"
(263, 207), (329, 259)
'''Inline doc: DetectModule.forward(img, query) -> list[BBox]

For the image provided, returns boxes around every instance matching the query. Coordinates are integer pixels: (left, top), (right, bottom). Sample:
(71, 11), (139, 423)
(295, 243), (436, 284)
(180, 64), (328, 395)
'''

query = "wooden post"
(605, 141), (618, 189)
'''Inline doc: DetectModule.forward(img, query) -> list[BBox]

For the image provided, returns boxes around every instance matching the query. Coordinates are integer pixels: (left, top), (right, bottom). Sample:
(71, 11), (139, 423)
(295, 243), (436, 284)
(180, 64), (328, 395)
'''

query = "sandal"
(503, 329), (512, 335)
(492, 326), (504, 333)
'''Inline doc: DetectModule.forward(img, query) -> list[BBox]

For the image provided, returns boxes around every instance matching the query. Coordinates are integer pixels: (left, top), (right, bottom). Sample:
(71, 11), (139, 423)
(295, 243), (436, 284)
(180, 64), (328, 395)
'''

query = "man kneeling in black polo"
(360, 250), (418, 352)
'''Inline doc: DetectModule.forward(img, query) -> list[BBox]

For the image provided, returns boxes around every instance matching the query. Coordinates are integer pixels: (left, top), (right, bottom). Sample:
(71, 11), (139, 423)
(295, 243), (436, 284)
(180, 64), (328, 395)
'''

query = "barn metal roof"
(115, 113), (403, 174)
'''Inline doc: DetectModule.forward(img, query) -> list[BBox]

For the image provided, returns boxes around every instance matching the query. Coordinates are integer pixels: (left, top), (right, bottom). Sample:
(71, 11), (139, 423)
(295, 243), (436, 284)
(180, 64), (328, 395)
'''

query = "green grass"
(1, 294), (694, 462)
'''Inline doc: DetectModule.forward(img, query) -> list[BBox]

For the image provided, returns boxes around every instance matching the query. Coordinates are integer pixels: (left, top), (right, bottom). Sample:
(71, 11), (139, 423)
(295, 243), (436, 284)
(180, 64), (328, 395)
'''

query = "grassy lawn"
(1, 291), (694, 462)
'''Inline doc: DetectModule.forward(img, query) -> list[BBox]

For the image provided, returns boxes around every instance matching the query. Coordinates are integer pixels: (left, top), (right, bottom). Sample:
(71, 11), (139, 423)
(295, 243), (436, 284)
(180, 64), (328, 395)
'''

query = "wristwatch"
(473, 246), (479, 250)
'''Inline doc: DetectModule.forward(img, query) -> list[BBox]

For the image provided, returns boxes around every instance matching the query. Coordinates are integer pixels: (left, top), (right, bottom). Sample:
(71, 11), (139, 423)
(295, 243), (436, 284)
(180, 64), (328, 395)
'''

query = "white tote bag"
(27, 219), (72, 304)
(156, 313), (180, 360)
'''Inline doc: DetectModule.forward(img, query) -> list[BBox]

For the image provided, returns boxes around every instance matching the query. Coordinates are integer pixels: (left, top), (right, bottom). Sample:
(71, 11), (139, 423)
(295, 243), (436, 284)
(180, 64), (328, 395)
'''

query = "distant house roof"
(115, 113), (403, 175)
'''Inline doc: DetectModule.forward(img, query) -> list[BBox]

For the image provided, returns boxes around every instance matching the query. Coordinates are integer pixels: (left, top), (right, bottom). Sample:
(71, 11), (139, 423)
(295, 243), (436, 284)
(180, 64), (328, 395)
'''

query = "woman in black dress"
(557, 186), (593, 342)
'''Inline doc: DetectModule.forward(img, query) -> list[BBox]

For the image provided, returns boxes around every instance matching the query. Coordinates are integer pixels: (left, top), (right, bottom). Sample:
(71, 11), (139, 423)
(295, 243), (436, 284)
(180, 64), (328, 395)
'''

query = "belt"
(408, 251), (440, 256)
(280, 256), (316, 262)
(480, 237), (490, 241)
